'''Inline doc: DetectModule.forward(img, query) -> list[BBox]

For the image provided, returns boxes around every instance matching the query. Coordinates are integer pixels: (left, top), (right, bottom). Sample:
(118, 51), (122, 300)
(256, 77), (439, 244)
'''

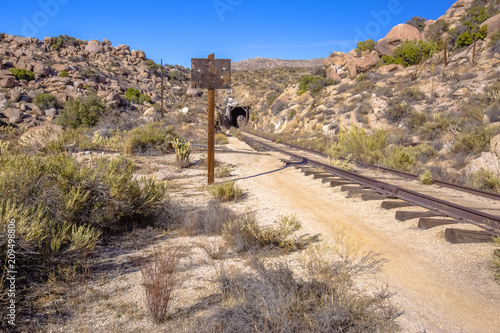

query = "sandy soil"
(44, 135), (500, 333)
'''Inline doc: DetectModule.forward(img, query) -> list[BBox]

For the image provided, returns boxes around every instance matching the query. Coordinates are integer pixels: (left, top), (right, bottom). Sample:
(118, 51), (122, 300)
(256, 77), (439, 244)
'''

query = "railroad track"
(242, 132), (500, 243)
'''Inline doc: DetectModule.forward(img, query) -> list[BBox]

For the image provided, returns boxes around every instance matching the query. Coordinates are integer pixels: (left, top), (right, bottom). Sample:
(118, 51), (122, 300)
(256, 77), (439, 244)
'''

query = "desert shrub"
(168, 69), (188, 82)
(337, 83), (354, 93)
(418, 112), (456, 140)
(405, 111), (427, 131)
(139, 94), (152, 104)
(357, 39), (375, 52)
(353, 80), (375, 94)
(489, 30), (500, 53)
(215, 133), (229, 145)
(223, 214), (303, 252)
(125, 87), (140, 103)
(0, 146), (167, 299)
(390, 40), (439, 66)
(57, 94), (107, 129)
(8, 68), (35, 81)
(401, 87), (425, 102)
(58, 70), (69, 77)
(419, 170), (434, 184)
(34, 93), (59, 110)
(197, 242), (398, 332)
(78, 67), (99, 80)
(384, 146), (416, 172)
(123, 122), (177, 155)
(472, 168), (500, 193)
(139, 246), (180, 323)
(172, 138), (192, 168)
(406, 16), (427, 33)
(493, 237), (500, 282)
(50, 34), (85, 51)
(298, 75), (336, 95)
(451, 126), (499, 154)
(486, 102), (500, 122)
(208, 181), (242, 202)
(329, 126), (387, 164)
(216, 165), (231, 178)
(385, 99), (414, 124)
(181, 200), (235, 236)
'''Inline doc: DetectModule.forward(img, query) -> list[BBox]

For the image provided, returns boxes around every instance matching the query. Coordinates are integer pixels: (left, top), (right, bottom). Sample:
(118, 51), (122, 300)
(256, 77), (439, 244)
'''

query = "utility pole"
(161, 59), (164, 117)
(207, 54), (215, 184)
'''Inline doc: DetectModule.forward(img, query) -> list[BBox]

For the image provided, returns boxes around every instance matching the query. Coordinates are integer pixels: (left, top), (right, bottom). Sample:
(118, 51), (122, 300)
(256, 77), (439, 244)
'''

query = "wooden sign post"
(191, 54), (231, 184)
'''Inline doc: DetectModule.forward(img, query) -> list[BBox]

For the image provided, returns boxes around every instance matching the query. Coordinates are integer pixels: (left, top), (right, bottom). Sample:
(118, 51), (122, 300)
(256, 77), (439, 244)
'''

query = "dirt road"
(217, 137), (500, 333)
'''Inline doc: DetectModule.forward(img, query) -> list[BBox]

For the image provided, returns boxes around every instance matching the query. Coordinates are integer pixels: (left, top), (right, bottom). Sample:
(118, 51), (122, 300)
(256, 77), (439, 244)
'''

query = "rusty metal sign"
(191, 58), (231, 89)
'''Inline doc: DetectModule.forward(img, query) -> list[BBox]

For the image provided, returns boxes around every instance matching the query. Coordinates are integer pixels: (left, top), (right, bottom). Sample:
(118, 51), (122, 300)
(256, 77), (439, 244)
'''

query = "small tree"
(57, 94), (108, 128)
(406, 16), (427, 33)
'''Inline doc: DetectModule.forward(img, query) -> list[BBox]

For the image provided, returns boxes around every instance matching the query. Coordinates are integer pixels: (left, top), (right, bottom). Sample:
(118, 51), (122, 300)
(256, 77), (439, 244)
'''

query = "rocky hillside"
(0, 0), (500, 191)
(0, 34), (195, 129)
(232, 57), (324, 71)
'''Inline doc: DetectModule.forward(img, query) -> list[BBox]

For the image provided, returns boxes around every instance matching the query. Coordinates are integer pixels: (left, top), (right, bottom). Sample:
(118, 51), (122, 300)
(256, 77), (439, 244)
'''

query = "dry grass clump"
(181, 200), (236, 236)
(223, 214), (306, 252)
(208, 181), (243, 202)
(190, 241), (399, 333)
(122, 122), (177, 155)
(198, 238), (230, 260)
(215, 133), (229, 145)
(215, 165), (231, 178)
(139, 246), (181, 323)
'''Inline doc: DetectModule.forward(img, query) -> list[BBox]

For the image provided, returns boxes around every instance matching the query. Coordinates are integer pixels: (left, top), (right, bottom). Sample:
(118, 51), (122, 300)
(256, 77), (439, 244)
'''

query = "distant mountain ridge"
(232, 57), (324, 71)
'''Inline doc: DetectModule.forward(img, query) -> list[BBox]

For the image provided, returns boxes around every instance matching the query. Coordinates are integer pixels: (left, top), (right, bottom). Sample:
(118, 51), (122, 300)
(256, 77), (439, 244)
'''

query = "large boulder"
(326, 66), (341, 81)
(438, 0), (474, 23)
(492, 134), (500, 159)
(376, 64), (403, 75)
(19, 124), (63, 150)
(85, 40), (103, 54)
(136, 50), (146, 60)
(351, 51), (380, 73)
(375, 24), (423, 56)
(482, 13), (500, 39)
(0, 75), (15, 88)
(4, 108), (24, 123)
(52, 63), (69, 72)
(33, 63), (50, 76)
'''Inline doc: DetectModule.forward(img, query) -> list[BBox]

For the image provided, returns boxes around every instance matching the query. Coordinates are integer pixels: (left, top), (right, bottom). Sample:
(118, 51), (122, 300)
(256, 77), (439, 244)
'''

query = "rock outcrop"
(375, 24), (423, 56)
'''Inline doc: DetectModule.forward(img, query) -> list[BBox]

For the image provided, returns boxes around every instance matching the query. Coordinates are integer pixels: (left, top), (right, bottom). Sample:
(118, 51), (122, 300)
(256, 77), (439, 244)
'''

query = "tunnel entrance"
(229, 106), (250, 128)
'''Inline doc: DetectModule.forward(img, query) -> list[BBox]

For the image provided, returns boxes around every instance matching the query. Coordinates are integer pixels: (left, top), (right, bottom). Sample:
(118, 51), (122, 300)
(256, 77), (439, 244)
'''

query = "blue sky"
(0, 0), (455, 68)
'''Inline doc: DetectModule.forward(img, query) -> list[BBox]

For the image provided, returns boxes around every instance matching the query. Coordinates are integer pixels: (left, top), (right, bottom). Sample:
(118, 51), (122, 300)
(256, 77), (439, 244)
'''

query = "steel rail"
(243, 135), (500, 235)
(244, 132), (500, 201)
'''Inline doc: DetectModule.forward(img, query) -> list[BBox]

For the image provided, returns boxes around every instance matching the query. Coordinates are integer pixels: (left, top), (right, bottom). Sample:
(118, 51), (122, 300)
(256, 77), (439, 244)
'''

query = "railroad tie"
(361, 193), (389, 201)
(445, 228), (496, 244)
(395, 210), (442, 222)
(381, 201), (414, 209)
(418, 218), (459, 230)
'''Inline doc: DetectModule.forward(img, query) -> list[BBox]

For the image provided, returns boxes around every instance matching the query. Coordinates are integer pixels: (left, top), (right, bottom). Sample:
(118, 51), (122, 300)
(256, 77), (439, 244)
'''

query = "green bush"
(406, 16), (427, 33)
(8, 68), (35, 81)
(357, 39), (375, 52)
(298, 75), (336, 95)
(473, 168), (500, 193)
(125, 88), (150, 104)
(78, 67), (99, 80)
(57, 94), (108, 129)
(419, 170), (434, 184)
(50, 34), (85, 51)
(0, 145), (167, 289)
(58, 70), (69, 77)
(172, 138), (192, 168)
(208, 181), (242, 202)
(123, 122), (177, 155)
(451, 126), (500, 154)
(392, 40), (439, 66)
(405, 111), (427, 131)
(34, 93), (59, 110)
(328, 126), (387, 164)
(384, 146), (416, 172)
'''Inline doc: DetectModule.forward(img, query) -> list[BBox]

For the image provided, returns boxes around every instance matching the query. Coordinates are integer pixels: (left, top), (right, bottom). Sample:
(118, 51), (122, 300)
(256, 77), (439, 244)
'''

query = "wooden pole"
(161, 59), (164, 117)
(207, 53), (215, 185)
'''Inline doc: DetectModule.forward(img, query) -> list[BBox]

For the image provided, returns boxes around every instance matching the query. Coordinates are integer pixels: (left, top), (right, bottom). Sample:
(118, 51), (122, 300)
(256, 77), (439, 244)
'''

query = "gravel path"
(217, 136), (500, 333)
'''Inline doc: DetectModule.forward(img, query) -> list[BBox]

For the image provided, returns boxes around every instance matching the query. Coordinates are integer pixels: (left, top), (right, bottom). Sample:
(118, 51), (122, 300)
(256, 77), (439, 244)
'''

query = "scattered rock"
(4, 108), (24, 123)
(376, 64), (403, 75)
(0, 75), (15, 88)
(45, 108), (58, 117)
(85, 40), (103, 54)
(10, 90), (22, 103)
(136, 50), (146, 60)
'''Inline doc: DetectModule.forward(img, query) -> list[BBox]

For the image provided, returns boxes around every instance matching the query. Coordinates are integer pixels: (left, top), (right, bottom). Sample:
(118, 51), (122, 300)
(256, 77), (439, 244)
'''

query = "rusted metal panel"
(191, 58), (231, 89)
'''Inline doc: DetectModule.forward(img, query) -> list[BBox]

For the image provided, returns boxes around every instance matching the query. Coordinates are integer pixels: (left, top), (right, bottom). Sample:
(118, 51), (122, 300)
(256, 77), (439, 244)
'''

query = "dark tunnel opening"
(230, 107), (249, 128)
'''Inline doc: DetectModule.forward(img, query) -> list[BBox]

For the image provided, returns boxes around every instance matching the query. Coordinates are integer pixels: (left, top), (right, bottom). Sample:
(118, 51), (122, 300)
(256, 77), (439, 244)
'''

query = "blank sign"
(191, 58), (231, 89)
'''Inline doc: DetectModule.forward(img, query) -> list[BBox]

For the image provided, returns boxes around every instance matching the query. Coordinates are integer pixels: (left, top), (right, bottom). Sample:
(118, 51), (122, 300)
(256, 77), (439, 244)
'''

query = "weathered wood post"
(191, 54), (231, 185)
